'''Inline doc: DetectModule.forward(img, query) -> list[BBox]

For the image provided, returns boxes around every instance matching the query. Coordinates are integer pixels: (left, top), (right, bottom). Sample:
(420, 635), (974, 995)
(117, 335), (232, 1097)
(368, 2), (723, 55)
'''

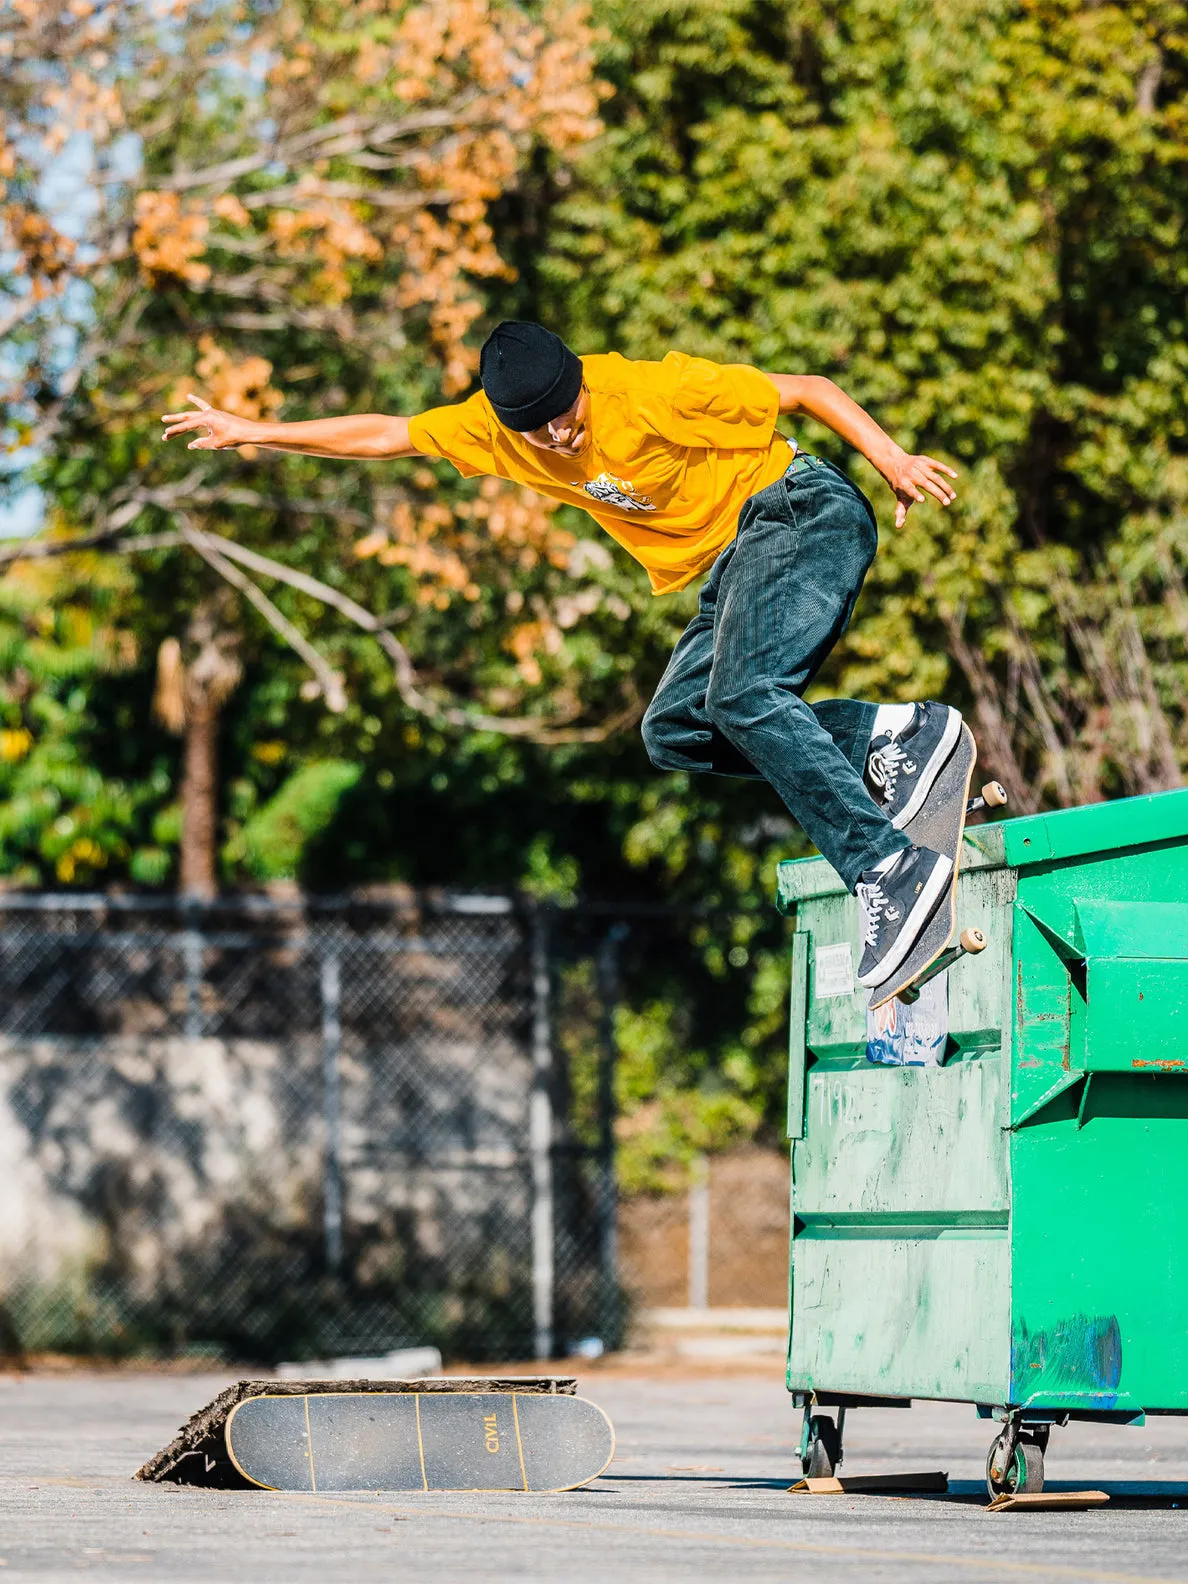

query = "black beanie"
(479, 321), (583, 431)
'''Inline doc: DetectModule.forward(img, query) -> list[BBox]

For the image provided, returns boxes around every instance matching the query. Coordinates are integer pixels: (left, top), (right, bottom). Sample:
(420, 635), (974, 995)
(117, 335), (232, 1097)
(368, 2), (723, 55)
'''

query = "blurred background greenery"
(2, 0), (1186, 1175)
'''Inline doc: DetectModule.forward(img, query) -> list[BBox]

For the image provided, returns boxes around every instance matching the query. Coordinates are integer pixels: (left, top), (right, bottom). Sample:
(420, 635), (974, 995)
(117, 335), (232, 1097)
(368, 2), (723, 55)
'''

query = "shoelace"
(866, 738), (912, 804)
(856, 879), (889, 948)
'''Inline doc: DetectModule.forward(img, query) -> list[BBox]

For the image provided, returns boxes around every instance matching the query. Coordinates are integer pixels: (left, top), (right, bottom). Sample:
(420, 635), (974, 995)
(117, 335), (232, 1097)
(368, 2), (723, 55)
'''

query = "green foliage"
(548, 0), (1188, 803)
(558, 933), (787, 1194)
(0, 554), (167, 886)
(610, 998), (764, 1194)
(7, 0), (1188, 1178)
(228, 759), (363, 880)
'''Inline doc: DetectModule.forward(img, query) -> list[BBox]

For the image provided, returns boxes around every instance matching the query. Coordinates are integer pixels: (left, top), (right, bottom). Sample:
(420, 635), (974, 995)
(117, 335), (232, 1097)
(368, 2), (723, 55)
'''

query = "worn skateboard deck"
(225, 1389), (615, 1492)
(866, 724), (977, 1011)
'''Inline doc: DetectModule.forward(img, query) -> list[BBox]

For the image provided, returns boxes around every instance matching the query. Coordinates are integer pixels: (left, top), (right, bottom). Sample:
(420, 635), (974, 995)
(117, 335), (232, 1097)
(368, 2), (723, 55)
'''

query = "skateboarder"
(161, 322), (961, 987)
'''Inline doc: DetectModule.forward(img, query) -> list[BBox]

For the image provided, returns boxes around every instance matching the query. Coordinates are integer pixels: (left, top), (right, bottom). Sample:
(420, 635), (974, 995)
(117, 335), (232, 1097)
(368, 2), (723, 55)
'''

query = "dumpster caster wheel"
(986, 1431), (1045, 1498)
(801, 1413), (841, 1479)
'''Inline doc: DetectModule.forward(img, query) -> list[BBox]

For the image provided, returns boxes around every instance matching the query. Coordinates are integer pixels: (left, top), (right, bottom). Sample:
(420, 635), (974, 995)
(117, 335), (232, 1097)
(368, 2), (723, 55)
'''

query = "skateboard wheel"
(959, 927), (987, 954)
(981, 781), (1008, 808)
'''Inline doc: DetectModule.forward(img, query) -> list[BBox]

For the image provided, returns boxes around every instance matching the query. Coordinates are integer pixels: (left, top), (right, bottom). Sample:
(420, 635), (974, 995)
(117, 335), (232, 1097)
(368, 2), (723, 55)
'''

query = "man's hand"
(767, 374), (958, 528)
(881, 448), (958, 529)
(161, 395), (257, 450)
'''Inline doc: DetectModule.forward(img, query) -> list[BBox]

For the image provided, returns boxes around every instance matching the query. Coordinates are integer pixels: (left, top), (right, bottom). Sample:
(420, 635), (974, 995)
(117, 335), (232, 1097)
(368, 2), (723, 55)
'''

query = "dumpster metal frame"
(777, 786), (1188, 1495)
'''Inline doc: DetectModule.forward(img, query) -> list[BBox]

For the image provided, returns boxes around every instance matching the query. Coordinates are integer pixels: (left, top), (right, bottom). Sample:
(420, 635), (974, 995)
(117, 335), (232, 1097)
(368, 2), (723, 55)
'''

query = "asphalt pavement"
(2, 1366), (1187, 1581)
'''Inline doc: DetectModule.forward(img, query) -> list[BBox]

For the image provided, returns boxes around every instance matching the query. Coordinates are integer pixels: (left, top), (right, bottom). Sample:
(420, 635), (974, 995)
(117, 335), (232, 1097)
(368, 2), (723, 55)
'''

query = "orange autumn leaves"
(2, 0), (127, 303)
(1, 204), (75, 301)
(189, 338), (282, 424)
(4, 0), (616, 732)
(124, 0), (605, 389)
(354, 476), (579, 685)
(163, 336), (283, 459)
(385, 0), (606, 388)
(267, 197), (385, 308)
(133, 192), (210, 288)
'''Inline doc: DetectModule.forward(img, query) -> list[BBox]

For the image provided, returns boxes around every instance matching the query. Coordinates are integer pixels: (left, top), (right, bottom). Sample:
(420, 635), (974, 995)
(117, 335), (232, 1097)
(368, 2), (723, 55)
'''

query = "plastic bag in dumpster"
(865, 976), (946, 1066)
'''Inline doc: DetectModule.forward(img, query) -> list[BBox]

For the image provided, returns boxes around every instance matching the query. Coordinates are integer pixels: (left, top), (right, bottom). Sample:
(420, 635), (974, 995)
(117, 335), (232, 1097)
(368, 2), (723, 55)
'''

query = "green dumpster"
(776, 786), (1188, 1495)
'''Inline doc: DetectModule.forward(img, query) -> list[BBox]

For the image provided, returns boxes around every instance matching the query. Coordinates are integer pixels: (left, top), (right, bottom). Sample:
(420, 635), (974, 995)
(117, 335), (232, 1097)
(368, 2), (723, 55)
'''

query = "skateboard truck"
(898, 927), (986, 1004)
(868, 735), (1006, 1013)
(895, 778), (1004, 1001)
(894, 779), (1004, 1004)
(966, 780), (1007, 818)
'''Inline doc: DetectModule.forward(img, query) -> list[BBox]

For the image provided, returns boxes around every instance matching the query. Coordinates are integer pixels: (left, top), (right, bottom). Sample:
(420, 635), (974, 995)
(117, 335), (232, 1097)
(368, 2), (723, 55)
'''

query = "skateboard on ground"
(224, 1388), (615, 1492)
(866, 723), (1007, 1011)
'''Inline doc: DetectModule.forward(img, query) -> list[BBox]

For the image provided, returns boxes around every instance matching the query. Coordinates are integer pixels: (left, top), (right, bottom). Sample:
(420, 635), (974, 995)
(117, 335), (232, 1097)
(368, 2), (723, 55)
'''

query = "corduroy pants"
(641, 454), (909, 892)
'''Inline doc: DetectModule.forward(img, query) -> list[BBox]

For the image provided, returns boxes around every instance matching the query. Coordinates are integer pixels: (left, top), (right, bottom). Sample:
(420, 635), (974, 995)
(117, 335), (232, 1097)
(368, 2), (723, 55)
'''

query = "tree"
(152, 601), (243, 898)
(11, 0), (1186, 1154)
(2, 0), (636, 891)
(548, 0), (1188, 808)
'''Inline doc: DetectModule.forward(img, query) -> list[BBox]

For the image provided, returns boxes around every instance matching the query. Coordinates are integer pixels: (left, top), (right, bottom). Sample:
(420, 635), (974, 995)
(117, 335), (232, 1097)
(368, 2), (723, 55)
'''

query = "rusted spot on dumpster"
(1132, 1058), (1186, 1071)
(1011, 1314), (1121, 1408)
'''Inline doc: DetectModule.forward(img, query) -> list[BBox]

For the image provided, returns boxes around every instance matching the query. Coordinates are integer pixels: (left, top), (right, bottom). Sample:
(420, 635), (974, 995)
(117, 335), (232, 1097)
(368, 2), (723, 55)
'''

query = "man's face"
(518, 385), (590, 457)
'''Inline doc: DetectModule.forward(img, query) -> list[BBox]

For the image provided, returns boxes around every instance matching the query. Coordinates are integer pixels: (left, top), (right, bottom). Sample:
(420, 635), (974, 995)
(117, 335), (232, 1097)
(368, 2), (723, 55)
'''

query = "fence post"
(321, 951), (344, 1274)
(595, 925), (626, 1336)
(182, 904), (203, 1039)
(688, 1153), (710, 1310)
(529, 906), (555, 1360)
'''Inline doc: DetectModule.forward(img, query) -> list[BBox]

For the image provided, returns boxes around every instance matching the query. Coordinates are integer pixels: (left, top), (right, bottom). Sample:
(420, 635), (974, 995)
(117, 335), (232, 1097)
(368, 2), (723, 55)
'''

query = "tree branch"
(239, 183), (441, 212)
(0, 527), (182, 567)
(189, 528), (641, 745)
(141, 104), (481, 195)
(0, 517), (640, 747)
(100, 474), (374, 530)
(943, 610), (1037, 813)
(178, 517), (348, 713)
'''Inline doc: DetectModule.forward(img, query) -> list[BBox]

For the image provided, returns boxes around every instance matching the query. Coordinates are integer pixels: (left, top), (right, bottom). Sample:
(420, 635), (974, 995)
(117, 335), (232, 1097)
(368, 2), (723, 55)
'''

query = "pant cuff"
(845, 828), (911, 893)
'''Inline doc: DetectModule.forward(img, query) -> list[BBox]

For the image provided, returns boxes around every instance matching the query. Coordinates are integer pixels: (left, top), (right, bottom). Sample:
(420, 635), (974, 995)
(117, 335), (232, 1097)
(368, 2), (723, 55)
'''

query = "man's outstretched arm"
(765, 372), (956, 529)
(160, 395), (424, 460)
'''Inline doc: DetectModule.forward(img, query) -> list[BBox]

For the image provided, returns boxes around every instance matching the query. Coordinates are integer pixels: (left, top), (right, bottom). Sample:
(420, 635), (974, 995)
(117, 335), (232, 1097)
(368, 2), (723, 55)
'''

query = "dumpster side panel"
(795, 1060), (1008, 1215)
(1010, 1097), (1188, 1412)
(787, 864), (1014, 1403)
(1012, 850), (1188, 1412)
(790, 1230), (1010, 1401)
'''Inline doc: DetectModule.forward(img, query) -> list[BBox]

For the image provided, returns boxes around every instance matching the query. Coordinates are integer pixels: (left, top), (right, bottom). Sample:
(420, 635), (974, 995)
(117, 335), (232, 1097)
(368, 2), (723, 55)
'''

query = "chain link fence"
(0, 892), (626, 1366)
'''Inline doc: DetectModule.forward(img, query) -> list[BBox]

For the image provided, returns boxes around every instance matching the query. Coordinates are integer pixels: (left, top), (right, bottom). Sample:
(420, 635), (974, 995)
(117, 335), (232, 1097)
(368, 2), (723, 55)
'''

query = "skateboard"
(224, 1388), (615, 1492)
(866, 724), (1007, 1011)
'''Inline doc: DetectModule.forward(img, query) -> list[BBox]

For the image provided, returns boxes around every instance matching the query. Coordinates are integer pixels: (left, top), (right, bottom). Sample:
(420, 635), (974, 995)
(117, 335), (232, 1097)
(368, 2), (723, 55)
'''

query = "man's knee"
(641, 706), (685, 771)
(705, 677), (767, 739)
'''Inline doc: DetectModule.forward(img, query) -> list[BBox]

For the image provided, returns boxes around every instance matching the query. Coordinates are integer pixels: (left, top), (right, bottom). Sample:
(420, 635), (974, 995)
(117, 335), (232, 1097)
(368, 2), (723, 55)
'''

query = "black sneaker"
(864, 702), (962, 829)
(856, 845), (954, 987)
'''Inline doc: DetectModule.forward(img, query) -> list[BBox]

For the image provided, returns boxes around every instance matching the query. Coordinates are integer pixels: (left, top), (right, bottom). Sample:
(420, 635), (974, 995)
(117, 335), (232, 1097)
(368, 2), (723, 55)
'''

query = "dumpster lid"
(1002, 786), (1188, 868)
(775, 786), (1188, 912)
(1073, 898), (1188, 959)
(776, 822), (1006, 909)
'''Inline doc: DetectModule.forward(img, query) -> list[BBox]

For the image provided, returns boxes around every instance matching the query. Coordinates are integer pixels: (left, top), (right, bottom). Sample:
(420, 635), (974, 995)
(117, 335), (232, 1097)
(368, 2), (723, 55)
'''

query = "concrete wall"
(0, 1030), (533, 1353)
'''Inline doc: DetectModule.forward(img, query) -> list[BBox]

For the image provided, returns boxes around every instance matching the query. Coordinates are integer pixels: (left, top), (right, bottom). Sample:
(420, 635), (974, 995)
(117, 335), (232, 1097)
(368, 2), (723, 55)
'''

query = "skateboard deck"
(224, 1389), (615, 1492)
(866, 723), (977, 1011)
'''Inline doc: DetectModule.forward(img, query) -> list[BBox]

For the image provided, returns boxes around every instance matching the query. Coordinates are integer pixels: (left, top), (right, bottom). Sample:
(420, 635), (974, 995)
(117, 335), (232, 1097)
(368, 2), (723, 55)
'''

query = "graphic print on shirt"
(583, 472), (655, 512)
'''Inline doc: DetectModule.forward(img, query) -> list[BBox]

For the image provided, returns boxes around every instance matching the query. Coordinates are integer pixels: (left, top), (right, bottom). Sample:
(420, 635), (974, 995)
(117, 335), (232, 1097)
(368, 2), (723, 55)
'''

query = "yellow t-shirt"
(406, 350), (794, 594)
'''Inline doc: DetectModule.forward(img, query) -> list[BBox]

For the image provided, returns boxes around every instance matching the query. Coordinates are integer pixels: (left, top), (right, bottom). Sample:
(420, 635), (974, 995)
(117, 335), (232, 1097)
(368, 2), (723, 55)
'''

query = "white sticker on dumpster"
(814, 942), (854, 998)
